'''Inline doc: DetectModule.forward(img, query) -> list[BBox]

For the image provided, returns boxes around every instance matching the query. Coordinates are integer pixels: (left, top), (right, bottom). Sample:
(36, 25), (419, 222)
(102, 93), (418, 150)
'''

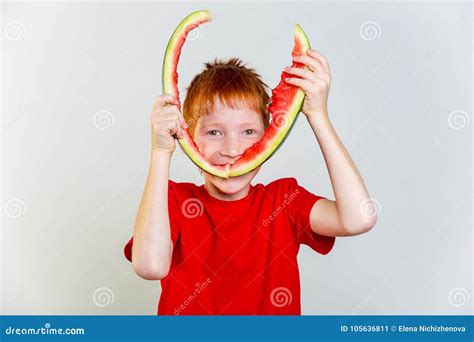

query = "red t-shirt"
(124, 177), (335, 315)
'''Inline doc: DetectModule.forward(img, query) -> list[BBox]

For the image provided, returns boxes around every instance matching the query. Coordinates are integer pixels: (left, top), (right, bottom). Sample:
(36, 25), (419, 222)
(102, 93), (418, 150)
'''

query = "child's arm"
(308, 115), (376, 236)
(131, 94), (187, 279)
(284, 49), (377, 237)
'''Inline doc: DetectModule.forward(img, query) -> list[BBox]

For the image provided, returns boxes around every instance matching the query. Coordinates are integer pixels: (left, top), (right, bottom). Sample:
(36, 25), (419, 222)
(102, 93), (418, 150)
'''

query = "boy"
(124, 50), (377, 315)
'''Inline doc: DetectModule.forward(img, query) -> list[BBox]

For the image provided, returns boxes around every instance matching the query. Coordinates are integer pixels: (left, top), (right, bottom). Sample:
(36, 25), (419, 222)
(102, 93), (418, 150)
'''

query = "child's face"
(193, 99), (265, 196)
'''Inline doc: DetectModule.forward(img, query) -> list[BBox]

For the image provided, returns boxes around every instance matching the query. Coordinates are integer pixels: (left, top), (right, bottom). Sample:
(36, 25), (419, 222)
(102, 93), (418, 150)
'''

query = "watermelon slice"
(162, 10), (310, 178)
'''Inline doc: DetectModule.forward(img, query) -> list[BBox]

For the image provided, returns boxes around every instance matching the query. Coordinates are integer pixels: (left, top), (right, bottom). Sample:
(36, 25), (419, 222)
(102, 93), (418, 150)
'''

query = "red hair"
(183, 58), (271, 137)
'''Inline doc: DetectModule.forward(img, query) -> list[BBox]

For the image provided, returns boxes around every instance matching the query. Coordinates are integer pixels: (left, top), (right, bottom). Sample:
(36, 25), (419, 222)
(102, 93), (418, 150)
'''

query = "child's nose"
(221, 136), (243, 158)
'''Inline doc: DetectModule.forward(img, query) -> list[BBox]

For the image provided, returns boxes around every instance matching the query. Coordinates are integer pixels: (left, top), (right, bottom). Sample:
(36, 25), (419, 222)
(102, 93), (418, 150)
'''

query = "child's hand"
(150, 94), (188, 154)
(284, 49), (331, 119)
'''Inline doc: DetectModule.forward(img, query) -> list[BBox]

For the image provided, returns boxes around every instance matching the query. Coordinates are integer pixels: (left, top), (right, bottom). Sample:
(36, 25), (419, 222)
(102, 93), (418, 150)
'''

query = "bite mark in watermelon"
(162, 10), (310, 178)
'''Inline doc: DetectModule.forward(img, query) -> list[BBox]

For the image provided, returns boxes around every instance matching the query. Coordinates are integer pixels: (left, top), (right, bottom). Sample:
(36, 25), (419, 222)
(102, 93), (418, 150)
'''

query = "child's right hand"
(150, 94), (188, 154)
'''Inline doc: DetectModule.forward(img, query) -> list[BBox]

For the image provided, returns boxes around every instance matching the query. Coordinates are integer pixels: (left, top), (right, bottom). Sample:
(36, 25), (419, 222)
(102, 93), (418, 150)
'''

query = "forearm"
(308, 112), (376, 232)
(132, 150), (173, 279)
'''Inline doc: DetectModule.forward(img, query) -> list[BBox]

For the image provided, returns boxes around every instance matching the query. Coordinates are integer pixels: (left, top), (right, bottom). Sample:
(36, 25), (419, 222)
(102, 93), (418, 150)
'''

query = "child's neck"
(204, 180), (251, 201)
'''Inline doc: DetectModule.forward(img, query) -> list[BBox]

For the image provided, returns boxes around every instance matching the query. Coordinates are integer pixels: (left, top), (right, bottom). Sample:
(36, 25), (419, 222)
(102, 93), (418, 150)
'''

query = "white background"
(2, 1), (472, 315)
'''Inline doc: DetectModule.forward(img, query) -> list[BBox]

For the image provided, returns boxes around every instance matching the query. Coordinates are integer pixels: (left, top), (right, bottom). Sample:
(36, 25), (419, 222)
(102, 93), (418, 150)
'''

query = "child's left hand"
(284, 49), (331, 119)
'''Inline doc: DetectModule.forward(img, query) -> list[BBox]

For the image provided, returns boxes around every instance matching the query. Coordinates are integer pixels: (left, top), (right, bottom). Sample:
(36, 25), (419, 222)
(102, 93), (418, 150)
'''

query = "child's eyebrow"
(200, 121), (260, 130)
(200, 122), (224, 129)
(239, 121), (261, 127)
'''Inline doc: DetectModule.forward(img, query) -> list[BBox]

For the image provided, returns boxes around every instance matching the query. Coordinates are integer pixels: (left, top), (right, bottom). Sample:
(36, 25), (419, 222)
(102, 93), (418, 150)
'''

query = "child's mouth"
(211, 159), (238, 167)
(207, 153), (239, 168)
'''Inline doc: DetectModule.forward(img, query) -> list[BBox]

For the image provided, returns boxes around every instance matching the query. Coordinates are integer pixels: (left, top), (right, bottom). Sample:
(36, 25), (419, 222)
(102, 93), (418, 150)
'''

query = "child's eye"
(206, 130), (222, 136)
(243, 129), (256, 135)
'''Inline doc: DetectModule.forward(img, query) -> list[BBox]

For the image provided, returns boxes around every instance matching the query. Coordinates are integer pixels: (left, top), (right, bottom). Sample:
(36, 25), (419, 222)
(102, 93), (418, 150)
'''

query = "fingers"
(153, 118), (184, 139)
(293, 54), (326, 75)
(163, 119), (185, 139)
(284, 77), (314, 94)
(152, 94), (179, 111)
(284, 66), (318, 83)
(292, 54), (319, 72)
(178, 112), (189, 130)
(307, 49), (331, 74)
(151, 104), (188, 139)
(152, 104), (187, 127)
(293, 54), (331, 82)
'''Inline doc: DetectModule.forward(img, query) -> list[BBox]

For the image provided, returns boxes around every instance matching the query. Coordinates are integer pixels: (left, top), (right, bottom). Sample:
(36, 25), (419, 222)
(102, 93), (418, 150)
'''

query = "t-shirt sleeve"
(285, 178), (336, 255)
(123, 180), (182, 262)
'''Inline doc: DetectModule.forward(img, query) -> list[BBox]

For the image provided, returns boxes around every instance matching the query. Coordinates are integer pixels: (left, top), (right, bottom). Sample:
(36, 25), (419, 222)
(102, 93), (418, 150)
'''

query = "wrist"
(305, 107), (329, 119)
(307, 111), (333, 137)
(151, 148), (173, 160)
(307, 109), (330, 125)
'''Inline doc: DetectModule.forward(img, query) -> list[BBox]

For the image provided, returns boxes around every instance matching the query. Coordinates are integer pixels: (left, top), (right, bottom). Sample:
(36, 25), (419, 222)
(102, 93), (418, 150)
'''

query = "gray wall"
(2, 1), (472, 315)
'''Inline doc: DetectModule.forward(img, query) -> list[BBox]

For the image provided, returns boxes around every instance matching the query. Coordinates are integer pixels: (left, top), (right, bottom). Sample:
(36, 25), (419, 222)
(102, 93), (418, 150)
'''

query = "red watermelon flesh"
(162, 10), (310, 178)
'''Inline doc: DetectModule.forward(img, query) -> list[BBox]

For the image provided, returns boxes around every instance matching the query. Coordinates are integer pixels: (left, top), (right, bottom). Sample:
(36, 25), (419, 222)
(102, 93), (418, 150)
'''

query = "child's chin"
(212, 174), (249, 194)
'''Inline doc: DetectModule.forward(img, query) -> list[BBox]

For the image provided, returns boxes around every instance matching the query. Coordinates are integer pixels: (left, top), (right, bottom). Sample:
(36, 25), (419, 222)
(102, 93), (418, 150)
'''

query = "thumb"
(152, 94), (179, 111)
